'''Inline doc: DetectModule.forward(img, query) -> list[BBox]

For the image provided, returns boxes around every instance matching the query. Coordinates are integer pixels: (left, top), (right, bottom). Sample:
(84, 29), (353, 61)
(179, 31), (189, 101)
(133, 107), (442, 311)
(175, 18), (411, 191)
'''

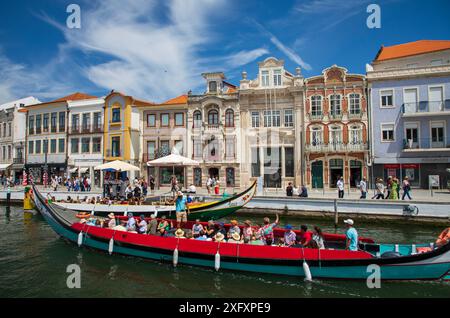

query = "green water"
(0, 205), (449, 298)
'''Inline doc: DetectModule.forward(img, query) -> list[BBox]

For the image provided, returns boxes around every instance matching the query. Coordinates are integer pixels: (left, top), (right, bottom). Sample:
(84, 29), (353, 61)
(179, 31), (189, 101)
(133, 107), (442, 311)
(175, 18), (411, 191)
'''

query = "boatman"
(175, 191), (187, 228)
(344, 219), (358, 251)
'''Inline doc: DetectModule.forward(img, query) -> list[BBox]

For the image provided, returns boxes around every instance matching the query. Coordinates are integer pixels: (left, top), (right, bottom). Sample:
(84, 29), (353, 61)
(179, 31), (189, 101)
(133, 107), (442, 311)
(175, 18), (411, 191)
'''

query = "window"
(226, 168), (235, 187)
(35, 115), (42, 134)
(273, 69), (282, 86)
(82, 113), (90, 131)
(28, 141), (34, 154)
(35, 140), (41, 154)
(175, 113), (184, 126)
(311, 127), (323, 146)
(381, 123), (395, 142)
(261, 70), (269, 87)
(311, 96), (322, 116)
(208, 109), (219, 125)
(81, 138), (90, 153)
(111, 136), (120, 157)
(175, 140), (183, 155)
(71, 138), (79, 154)
(147, 141), (156, 160)
(429, 86), (444, 112)
(251, 111), (260, 128)
(43, 139), (48, 153)
(251, 147), (260, 177)
(28, 116), (34, 134)
(263, 110), (281, 127)
(285, 147), (294, 177)
(160, 140), (170, 156)
(209, 81), (217, 93)
(92, 137), (101, 153)
(112, 108), (121, 123)
(194, 168), (202, 186)
(72, 114), (80, 132)
(93, 112), (102, 130)
(404, 123), (419, 148)
(59, 112), (65, 132)
(193, 111), (202, 128)
(43, 114), (49, 132)
(329, 126), (342, 146)
(51, 113), (57, 132)
(225, 109), (234, 127)
(430, 59), (443, 66)
(431, 122), (445, 148)
(349, 93), (361, 114)
(349, 125), (362, 144)
(380, 90), (394, 108)
(284, 109), (293, 127)
(193, 139), (202, 158)
(7, 145), (11, 159)
(2, 146), (5, 160)
(160, 114), (169, 127)
(330, 94), (341, 116)
(50, 139), (57, 154)
(8, 122), (11, 137)
(58, 139), (65, 153)
(147, 114), (156, 127)
(225, 137), (235, 158)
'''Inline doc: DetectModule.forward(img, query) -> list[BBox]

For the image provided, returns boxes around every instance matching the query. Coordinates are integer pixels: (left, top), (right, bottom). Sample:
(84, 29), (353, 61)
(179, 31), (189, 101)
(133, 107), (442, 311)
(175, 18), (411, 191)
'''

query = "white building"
(0, 96), (41, 181)
(67, 96), (105, 187)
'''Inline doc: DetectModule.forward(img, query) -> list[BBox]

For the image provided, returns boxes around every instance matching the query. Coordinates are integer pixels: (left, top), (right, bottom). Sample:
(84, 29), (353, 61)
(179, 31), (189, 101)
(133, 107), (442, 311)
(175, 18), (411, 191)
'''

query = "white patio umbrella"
(94, 160), (140, 172)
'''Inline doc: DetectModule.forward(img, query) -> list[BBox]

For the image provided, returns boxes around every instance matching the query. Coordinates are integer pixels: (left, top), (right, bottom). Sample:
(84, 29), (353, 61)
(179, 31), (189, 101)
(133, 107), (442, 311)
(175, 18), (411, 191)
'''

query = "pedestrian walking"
(372, 178), (385, 199)
(359, 177), (367, 199)
(337, 176), (344, 198)
(402, 176), (412, 200)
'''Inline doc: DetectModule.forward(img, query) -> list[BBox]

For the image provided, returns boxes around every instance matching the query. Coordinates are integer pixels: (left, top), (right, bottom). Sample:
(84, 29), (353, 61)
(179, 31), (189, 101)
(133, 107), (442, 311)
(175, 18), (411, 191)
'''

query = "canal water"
(0, 205), (449, 298)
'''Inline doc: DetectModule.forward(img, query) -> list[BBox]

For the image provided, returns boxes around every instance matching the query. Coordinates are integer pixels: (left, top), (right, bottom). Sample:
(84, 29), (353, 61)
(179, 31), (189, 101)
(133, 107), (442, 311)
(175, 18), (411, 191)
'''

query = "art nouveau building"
(239, 57), (304, 190)
(67, 96), (105, 187)
(140, 95), (188, 188)
(304, 66), (369, 189)
(186, 72), (242, 190)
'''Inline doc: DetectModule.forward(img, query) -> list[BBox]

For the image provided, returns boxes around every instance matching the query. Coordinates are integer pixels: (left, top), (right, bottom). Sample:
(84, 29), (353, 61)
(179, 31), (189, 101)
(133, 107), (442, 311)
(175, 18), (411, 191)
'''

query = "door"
(329, 159), (343, 188)
(404, 89), (418, 113)
(429, 87), (444, 112)
(311, 161), (323, 189)
(263, 147), (282, 188)
(431, 122), (445, 148)
(350, 160), (362, 188)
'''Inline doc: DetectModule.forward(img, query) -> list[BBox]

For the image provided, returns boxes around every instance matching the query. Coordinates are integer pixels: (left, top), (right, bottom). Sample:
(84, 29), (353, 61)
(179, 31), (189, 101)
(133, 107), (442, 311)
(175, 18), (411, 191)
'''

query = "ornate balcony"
(305, 142), (368, 153)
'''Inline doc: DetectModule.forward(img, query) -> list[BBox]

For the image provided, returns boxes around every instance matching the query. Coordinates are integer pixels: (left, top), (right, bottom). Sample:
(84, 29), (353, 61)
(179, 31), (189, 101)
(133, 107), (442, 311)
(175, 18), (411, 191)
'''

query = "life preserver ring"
(76, 213), (91, 219)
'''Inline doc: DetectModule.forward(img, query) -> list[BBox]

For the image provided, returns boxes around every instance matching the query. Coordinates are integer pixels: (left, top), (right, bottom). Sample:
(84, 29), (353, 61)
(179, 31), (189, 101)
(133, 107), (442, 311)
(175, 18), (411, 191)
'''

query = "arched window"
(329, 125), (342, 148)
(329, 94), (341, 117)
(310, 126), (323, 146)
(349, 93), (361, 115)
(193, 110), (202, 128)
(311, 96), (322, 116)
(349, 125), (362, 145)
(208, 109), (219, 126)
(225, 109), (234, 127)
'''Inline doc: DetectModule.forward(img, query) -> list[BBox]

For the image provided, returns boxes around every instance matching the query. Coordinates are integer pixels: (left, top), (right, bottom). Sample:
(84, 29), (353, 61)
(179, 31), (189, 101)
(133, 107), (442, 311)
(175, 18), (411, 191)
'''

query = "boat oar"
(302, 247), (312, 282)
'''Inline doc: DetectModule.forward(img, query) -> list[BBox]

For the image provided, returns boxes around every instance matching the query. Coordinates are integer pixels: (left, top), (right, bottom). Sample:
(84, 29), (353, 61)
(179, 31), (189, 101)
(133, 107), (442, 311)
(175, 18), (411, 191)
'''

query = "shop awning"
(0, 163), (12, 170)
(79, 168), (89, 173)
(69, 168), (78, 173)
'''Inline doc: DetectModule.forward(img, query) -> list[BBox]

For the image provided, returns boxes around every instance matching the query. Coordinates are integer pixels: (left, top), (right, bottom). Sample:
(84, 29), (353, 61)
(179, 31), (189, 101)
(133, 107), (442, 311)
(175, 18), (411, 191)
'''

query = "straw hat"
(231, 232), (241, 241)
(244, 220), (252, 226)
(108, 213), (115, 219)
(79, 219), (87, 224)
(230, 220), (238, 225)
(175, 228), (185, 238)
(214, 232), (225, 242)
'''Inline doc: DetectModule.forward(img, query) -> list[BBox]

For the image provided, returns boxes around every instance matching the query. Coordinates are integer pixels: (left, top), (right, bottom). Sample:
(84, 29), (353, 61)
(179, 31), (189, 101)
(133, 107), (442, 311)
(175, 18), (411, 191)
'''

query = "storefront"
(383, 164), (421, 188)
(26, 163), (66, 184)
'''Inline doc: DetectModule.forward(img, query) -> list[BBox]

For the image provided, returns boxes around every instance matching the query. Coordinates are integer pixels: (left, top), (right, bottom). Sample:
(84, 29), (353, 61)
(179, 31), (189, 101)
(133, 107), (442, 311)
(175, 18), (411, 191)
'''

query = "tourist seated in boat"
(126, 213), (137, 232)
(309, 226), (325, 249)
(107, 213), (116, 229)
(113, 220), (128, 232)
(214, 232), (226, 242)
(175, 228), (186, 239)
(137, 215), (148, 234)
(157, 216), (172, 236)
(242, 220), (254, 243)
(249, 232), (265, 245)
(186, 194), (193, 204)
(260, 214), (280, 245)
(192, 219), (205, 238)
(227, 220), (241, 239)
(147, 214), (158, 235)
(344, 219), (359, 251)
(436, 227), (450, 247)
(295, 225), (312, 247)
(205, 220), (216, 238)
(227, 232), (242, 244)
(214, 222), (227, 237)
(282, 225), (296, 247)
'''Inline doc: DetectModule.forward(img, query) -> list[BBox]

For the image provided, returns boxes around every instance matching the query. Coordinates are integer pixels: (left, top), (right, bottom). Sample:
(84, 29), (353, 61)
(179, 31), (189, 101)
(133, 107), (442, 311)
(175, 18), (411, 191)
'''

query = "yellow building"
(103, 91), (154, 180)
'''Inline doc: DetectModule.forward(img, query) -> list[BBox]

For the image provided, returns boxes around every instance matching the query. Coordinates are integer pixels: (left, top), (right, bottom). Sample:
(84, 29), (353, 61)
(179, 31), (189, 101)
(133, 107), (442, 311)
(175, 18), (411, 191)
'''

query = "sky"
(0, 0), (449, 104)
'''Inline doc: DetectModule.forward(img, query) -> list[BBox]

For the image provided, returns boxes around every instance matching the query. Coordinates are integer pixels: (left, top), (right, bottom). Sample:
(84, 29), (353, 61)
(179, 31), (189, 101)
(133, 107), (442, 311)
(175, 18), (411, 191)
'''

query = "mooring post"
(334, 199), (338, 228)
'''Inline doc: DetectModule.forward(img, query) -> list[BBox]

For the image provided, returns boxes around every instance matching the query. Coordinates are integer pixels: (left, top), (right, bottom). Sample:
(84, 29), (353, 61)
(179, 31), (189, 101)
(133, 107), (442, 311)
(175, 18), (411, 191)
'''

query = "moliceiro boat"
(54, 181), (257, 221)
(33, 186), (450, 281)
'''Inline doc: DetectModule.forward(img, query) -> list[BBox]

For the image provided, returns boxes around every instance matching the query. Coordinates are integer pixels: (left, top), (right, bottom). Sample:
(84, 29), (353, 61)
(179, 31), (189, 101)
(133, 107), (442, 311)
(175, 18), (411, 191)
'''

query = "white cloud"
(269, 36), (312, 71)
(224, 48), (269, 68)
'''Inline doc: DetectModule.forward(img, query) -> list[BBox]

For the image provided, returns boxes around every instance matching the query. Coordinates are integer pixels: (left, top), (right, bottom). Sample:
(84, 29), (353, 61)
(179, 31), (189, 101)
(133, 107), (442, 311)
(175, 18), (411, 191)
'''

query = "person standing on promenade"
(337, 176), (344, 198)
(359, 177), (367, 199)
(402, 176), (412, 200)
(286, 182), (293, 197)
(390, 178), (399, 200)
(385, 176), (392, 200)
(372, 178), (385, 199)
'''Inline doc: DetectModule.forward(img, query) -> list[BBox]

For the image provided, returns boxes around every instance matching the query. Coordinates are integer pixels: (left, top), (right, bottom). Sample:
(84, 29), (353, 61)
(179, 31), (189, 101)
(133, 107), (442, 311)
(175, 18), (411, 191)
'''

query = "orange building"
(304, 65), (369, 189)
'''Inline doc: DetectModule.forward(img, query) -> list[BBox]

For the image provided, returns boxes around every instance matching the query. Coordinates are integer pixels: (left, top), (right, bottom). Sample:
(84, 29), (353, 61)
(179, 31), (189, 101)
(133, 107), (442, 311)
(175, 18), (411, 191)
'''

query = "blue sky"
(0, 0), (449, 104)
